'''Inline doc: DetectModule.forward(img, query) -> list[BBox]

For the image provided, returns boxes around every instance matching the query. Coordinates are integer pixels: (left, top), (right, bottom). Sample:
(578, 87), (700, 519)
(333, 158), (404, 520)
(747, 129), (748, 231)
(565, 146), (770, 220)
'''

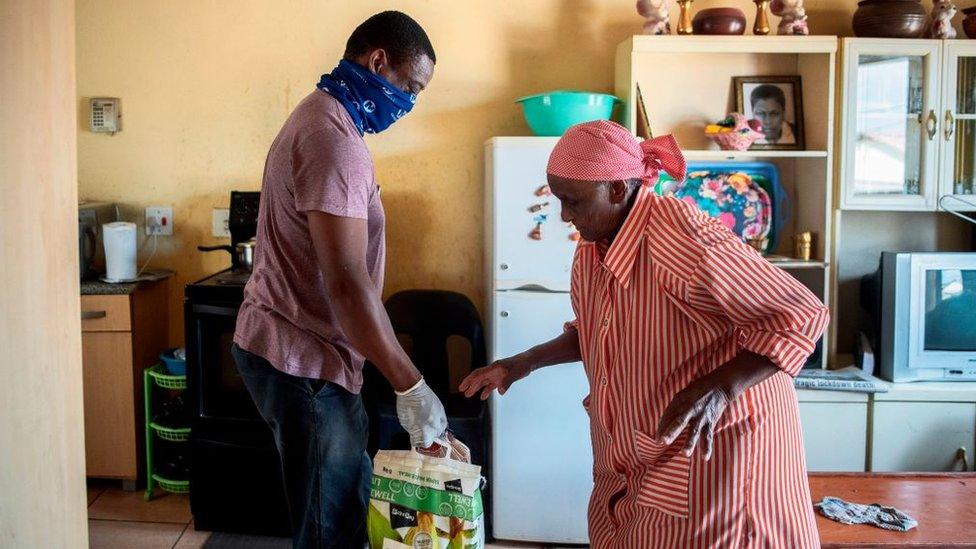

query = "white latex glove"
(395, 378), (448, 448)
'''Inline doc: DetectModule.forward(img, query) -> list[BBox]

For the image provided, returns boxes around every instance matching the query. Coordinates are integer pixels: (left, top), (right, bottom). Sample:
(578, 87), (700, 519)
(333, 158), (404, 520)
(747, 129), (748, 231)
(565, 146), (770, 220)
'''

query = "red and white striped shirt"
(568, 186), (829, 548)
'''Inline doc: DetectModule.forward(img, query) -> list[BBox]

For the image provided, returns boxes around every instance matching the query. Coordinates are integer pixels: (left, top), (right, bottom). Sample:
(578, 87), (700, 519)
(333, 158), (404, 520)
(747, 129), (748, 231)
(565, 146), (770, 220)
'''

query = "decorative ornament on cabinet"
(963, 6), (976, 38)
(676, 0), (695, 35)
(794, 231), (813, 261)
(852, 0), (928, 38)
(771, 0), (810, 35)
(637, 0), (672, 35)
(693, 8), (747, 35)
(704, 113), (765, 151)
(930, 0), (958, 39)
(754, 0), (772, 35)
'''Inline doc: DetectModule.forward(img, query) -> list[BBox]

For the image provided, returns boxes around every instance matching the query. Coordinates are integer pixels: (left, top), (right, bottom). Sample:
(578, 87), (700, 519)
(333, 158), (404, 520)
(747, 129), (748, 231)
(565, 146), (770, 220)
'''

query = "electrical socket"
(145, 206), (173, 235)
(212, 208), (230, 237)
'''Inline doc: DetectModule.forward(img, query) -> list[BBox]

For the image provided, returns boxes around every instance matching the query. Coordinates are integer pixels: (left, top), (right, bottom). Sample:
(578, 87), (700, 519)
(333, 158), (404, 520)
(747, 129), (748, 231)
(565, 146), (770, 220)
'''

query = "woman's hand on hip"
(655, 377), (733, 461)
(655, 351), (780, 461)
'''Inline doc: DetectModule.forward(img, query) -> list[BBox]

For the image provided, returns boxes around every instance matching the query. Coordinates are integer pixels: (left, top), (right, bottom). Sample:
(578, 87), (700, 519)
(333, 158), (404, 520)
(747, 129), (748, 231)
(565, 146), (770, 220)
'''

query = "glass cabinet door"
(842, 41), (941, 210)
(940, 43), (976, 211)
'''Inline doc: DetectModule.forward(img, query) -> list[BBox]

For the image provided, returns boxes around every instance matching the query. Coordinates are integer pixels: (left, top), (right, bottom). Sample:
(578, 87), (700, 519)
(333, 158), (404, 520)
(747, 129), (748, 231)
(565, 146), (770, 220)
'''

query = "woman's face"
(753, 98), (785, 141)
(548, 175), (632, 243)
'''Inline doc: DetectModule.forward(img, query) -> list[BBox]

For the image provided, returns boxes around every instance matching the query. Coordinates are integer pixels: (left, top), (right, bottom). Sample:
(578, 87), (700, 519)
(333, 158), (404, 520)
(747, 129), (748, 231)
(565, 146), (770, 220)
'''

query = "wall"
(1, 0), (89, 546)
(76, 0), (865, 344)
(834, 212), (972, 358)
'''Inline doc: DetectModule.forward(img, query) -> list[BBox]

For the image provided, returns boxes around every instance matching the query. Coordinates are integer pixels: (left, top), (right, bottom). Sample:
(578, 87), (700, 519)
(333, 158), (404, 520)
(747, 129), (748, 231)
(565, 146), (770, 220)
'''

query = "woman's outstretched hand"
(459, 356), (533, 400)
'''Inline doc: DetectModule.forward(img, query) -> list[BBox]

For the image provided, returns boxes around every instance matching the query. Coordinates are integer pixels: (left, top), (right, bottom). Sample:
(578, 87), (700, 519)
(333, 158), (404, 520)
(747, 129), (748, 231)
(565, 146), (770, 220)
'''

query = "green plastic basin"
(515, 91), (620, 136)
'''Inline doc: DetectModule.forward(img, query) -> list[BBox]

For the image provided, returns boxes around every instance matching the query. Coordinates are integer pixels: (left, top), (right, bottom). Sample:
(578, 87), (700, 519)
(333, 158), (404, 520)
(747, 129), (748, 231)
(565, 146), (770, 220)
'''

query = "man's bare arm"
(307, 211), (420, 392)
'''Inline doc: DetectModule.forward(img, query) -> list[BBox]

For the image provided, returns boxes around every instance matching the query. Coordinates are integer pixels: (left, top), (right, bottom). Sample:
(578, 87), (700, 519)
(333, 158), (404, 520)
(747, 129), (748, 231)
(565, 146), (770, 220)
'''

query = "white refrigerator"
(485, 137), (593, 543)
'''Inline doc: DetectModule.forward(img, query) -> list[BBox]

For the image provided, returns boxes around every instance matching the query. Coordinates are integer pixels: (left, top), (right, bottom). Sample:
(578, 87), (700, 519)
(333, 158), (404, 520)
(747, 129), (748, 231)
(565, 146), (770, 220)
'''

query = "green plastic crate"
(147, 363), (186, 390)
(150, 422), (190, 442)
(151, 474), (189, 494)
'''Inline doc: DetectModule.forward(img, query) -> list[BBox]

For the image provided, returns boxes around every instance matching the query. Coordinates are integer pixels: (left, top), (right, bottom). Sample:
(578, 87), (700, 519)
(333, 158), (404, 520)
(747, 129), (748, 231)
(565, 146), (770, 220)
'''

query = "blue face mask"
(316, 59), (417, 135)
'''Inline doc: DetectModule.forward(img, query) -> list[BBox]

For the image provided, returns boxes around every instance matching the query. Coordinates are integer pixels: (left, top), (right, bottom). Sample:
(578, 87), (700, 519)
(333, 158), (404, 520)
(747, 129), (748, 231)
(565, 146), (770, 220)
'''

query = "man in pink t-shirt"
(232, 11), (446, 548)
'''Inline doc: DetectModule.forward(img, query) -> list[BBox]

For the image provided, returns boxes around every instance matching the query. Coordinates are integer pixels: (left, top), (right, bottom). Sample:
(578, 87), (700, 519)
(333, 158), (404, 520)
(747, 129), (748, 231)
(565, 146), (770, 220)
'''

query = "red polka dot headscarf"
(546, 120), (686, 187)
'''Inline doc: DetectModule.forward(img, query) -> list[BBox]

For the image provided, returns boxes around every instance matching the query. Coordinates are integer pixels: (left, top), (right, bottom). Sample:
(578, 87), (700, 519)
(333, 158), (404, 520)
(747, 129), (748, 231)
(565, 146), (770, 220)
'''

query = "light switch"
(212, 208), (230, 237)
(145, 206), (173, 235)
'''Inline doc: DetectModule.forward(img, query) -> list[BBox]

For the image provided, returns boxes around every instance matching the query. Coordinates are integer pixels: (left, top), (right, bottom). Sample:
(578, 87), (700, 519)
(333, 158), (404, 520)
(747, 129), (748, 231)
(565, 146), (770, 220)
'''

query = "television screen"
(924, 269), (976, 352)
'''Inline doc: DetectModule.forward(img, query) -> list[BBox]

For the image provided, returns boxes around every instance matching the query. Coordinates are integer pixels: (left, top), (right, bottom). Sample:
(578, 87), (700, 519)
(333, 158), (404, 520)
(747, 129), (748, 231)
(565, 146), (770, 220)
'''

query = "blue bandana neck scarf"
(316, 59), (416, 135)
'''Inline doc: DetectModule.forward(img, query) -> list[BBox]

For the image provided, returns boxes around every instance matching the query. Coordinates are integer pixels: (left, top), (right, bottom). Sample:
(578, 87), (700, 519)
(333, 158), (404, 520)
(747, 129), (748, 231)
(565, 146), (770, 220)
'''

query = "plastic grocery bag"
(367, 435), (484, 549)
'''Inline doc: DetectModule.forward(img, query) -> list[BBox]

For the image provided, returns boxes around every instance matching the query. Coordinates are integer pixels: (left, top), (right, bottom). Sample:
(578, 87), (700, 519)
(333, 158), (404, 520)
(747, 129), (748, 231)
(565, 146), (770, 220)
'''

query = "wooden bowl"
(963, 6), (976, 39)
(852, 0), (928, 38)
(692, 8), (747, 35)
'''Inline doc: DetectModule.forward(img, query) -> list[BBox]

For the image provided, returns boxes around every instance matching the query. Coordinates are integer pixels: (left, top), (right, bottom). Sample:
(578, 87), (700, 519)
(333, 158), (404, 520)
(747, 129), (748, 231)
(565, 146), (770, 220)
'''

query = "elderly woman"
(461, 120), (828, 548)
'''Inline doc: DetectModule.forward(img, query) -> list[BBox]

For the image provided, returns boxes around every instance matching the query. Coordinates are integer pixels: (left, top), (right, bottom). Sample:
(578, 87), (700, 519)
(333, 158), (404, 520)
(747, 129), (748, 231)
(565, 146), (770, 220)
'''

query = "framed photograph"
(734, 75), (805, 150)
(635, 83), (653, 140)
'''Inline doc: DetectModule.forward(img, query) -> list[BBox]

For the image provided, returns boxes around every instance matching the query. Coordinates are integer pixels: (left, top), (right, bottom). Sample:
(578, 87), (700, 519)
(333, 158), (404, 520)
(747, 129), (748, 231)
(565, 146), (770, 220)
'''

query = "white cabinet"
(839, 38), (976, 212)
(798, 381), (976, 473)
(871, 402), (975, 471)
(798, 390), (868, 472)
(938, 42), (976, 210)
(869, 381), (976, 472)
(839, 39), (941, 210)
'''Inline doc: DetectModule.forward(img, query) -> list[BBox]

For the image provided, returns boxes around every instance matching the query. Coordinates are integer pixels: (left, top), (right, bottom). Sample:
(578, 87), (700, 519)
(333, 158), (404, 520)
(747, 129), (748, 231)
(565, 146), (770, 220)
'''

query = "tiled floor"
(86, 479), (558, 548)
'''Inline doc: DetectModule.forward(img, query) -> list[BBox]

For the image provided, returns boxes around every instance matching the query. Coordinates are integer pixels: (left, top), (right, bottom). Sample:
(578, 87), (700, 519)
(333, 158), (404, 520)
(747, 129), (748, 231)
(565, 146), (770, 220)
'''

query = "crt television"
(875, 252), (976, 382)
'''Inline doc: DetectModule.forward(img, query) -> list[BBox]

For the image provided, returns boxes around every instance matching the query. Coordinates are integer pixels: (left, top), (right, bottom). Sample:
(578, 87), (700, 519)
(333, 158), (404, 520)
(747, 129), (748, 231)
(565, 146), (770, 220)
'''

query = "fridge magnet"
(529, 223), (543, 240)
(535, 184), (551, 197)
(528, 202), (550, 213)
(734, 75), (805, 150)
(569, 231), (581, 242)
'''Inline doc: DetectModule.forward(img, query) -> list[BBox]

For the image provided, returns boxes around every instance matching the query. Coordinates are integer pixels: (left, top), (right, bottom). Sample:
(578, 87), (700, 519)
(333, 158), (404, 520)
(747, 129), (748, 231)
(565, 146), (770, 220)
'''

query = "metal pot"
(198, 238), (256, 271)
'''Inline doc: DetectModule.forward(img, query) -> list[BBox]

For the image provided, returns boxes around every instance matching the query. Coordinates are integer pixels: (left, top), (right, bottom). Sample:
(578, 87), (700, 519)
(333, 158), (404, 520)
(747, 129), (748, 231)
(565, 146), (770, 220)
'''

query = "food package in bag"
(368, 434), (484, 549)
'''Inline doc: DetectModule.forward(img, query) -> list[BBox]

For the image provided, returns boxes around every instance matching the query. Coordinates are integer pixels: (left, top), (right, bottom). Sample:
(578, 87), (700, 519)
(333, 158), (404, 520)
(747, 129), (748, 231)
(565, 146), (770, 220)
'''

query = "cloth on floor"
(814, 496), (918, 532)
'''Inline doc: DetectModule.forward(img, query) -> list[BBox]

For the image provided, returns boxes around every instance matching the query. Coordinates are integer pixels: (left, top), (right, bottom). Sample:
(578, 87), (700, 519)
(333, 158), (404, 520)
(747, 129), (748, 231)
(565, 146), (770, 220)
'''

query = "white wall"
(0, 0), (89, 546)
(834, 210), (972, 358)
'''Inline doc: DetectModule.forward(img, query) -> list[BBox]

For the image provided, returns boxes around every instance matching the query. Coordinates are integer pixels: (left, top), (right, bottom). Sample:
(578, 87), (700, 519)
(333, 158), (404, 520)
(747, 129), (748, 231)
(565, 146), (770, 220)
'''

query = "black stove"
(184, 269), (250, 301)
(185, 191), (290, 537)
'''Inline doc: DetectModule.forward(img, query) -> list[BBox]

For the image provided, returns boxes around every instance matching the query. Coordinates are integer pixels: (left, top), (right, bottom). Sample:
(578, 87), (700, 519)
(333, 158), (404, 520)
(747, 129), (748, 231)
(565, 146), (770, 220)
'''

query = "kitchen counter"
(80, 270), (174, 295)
(80, 280), (139, 295)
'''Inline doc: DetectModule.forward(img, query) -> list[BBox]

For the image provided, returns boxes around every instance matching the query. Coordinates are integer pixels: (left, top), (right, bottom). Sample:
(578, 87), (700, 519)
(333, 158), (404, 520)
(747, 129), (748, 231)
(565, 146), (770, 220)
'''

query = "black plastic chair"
(361, 289), (492, 537)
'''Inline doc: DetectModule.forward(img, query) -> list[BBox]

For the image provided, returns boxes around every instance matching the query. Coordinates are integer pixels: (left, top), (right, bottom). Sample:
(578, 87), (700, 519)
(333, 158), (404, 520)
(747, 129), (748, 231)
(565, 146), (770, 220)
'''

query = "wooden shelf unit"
(683, 149), (829, 161)
(615, 35), (838, 368)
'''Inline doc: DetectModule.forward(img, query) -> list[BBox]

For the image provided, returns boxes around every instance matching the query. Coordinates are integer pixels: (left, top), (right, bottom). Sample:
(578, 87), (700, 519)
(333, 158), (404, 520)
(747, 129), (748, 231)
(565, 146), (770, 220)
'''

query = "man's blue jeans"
(232, 344), (371, 548)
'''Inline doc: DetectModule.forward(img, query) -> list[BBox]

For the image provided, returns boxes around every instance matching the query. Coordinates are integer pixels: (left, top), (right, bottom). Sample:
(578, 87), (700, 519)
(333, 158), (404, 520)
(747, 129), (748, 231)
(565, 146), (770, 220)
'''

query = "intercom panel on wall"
(89, 97), (120, 133)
